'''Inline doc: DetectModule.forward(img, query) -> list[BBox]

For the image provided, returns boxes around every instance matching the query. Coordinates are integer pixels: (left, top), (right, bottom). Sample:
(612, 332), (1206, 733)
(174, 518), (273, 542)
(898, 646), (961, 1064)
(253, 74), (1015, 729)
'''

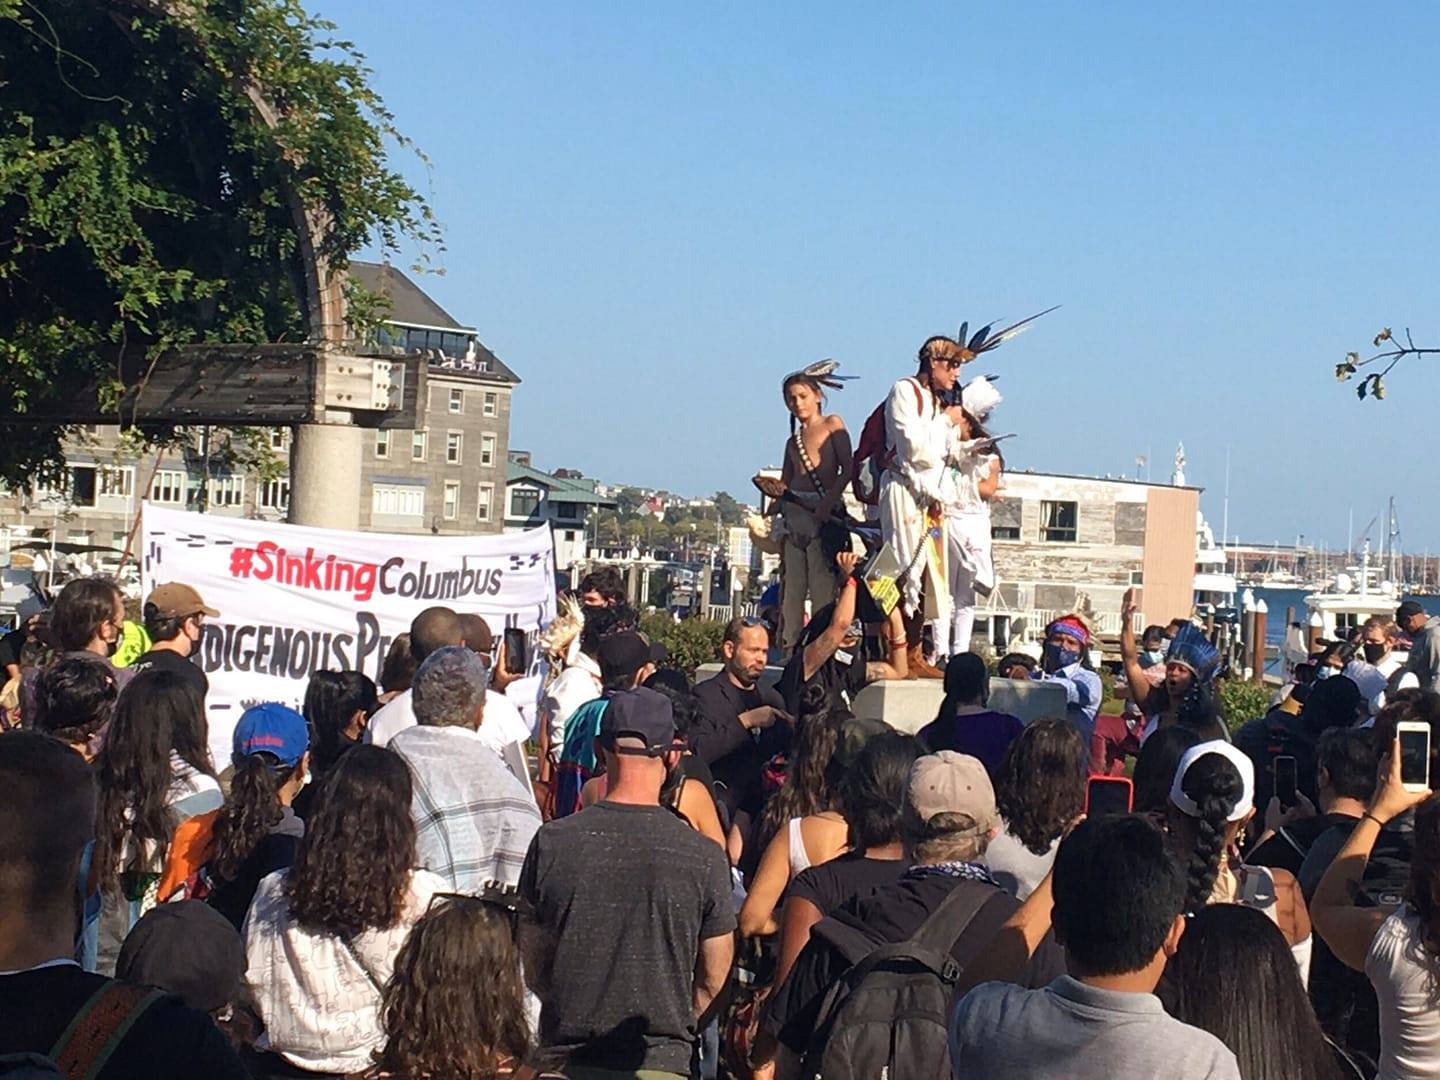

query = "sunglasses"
(427, 882), (532, 929)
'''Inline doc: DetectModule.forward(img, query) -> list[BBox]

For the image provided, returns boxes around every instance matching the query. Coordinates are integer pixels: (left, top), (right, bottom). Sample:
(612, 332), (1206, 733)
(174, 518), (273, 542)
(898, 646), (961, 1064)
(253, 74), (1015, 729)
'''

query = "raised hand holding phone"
(1369, 732), (1433, 826)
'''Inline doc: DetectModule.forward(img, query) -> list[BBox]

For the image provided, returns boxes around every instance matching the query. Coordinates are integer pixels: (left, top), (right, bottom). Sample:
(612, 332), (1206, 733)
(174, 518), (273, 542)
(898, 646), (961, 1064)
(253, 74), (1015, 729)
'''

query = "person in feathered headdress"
(1119, 588), (1220, 743)
(770, 360), (855, 652)
(931, 374), (1007, 660)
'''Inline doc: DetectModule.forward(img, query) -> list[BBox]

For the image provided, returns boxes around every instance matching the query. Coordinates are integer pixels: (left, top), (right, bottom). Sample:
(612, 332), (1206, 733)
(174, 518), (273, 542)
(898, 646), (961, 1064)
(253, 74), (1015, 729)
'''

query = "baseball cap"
(599, 686), (677, 756)
(907, 751), (998, 834)
(1169, 740), (1255, 823)
(145, 582), (219, 620)
(232, 702), (309, 768)
(1397, 600), (1427, 623)
(598, 631), (652, 682)
(116, 901), (244, 1013)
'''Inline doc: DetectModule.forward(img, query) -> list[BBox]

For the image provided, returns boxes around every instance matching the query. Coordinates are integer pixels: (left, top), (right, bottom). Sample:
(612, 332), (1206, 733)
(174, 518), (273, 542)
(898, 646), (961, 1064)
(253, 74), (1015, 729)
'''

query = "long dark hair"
(1168, 751), (1246, 915)
(376, 897), (530, 1079)
(303, 670), (378, 774)
(839, 731), (924, 852)
(1133, 725), (1203, 814)
(994, 718), (1087, 855)
(1168, 905), (1342, 1080)
(285, 745), (416, 938)
(757, 704), (850, 852)
(210, 751), (302, 883)
(93, 669), (212, 889)
(1407, 794), (1440, 958)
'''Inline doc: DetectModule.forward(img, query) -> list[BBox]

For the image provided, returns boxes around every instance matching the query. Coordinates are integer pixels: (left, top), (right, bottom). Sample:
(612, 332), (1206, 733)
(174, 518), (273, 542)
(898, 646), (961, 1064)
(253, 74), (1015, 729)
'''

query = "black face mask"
(1363, 642), (1387, 665)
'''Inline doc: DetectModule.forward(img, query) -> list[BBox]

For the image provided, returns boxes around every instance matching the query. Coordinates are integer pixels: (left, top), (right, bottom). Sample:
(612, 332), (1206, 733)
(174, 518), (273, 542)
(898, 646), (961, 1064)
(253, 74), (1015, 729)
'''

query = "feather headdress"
(950, 305), (1061, 362)
(782, 359), (856, 393)
(538, 592), (586, 686)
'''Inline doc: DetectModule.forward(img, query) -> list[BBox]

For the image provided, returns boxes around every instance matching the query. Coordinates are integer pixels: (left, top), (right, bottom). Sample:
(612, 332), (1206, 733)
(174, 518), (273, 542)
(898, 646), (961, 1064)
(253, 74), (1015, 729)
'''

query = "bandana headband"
(1046, 617), (1090, 647)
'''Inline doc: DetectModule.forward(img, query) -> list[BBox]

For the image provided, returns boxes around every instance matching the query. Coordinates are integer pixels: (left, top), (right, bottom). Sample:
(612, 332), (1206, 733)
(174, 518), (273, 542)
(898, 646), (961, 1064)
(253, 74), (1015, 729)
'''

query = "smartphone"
(1398, 720), (1431, 793)
(1273, 755), (1298, 809)
(503, 627), (529, 676)
(1085, 776), (1133, 817)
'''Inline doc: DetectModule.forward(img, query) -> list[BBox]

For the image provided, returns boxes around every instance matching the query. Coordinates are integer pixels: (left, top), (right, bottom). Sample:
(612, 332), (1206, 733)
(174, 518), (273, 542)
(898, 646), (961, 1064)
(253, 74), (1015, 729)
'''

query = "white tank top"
(788, 817), (813, 876)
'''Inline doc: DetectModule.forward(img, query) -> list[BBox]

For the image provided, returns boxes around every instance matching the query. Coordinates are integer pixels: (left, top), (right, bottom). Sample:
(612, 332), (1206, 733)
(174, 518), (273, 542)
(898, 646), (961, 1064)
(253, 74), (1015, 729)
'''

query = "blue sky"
(321, 1), (1440, 551)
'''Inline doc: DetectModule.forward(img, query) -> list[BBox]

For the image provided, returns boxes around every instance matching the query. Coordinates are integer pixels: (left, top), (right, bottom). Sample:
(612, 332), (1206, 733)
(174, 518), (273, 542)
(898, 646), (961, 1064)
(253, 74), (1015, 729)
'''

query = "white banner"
(140, 503), (556, 768)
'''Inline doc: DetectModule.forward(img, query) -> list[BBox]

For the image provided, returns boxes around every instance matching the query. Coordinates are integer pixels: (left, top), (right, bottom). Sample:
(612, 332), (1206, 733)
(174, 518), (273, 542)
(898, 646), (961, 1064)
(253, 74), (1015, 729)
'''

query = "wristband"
(844, 576), (858, 590)
(1362, 812), (1385, 829)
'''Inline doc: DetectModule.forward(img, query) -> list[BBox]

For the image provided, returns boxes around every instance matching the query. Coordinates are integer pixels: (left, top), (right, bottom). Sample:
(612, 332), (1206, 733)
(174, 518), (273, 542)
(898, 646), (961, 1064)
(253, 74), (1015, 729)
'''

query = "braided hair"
(1174, 752), (1246, 915)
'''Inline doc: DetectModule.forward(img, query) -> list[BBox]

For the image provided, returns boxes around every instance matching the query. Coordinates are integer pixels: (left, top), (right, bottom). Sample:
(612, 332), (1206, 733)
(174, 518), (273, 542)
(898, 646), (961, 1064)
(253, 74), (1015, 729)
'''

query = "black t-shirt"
(519, 801), (737, 1074)
(0, 628), (26, 672)
(787, 851), (909, 917)
(130, 648), (209, 697)
(765, 871), (1065, 1052)
(1246, 812), (1359, 879)
(691, 673), (789, 818)
(0, 965), (247, 1078)
(776, 602), (872, 718)
(205, 811), (303, 930)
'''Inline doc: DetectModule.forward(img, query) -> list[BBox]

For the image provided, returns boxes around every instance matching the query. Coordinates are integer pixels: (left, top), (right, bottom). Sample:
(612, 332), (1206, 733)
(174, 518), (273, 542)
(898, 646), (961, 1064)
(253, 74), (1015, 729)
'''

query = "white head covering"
(1169, 740), (1255, 823)
(960, 375), (1002, 422)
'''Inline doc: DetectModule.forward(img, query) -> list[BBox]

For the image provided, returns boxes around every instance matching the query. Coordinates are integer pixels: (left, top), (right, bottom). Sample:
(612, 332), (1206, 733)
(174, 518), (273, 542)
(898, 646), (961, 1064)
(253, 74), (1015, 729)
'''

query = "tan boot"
(907, 643), (944, 680)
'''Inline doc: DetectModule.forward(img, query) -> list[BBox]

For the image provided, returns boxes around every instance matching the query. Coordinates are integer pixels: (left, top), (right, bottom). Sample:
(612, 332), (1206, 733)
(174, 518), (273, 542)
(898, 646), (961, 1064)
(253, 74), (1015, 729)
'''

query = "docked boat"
(1303, 542), (1403, 642)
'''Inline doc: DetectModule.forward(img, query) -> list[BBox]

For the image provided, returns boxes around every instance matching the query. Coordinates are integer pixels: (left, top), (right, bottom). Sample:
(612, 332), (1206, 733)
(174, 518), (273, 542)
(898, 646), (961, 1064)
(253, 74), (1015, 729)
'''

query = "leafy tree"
(0, 0), (439, 487)
(1335, 327), (1439, 401)
(712, 491), (743, 525)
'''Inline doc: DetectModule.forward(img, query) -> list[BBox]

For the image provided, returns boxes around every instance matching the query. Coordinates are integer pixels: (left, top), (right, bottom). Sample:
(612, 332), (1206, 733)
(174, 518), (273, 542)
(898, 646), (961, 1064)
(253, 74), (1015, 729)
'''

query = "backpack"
(0, 981), (166, 1079)
(801, 879), (1009, 1080)
(851, 379), (927, 505)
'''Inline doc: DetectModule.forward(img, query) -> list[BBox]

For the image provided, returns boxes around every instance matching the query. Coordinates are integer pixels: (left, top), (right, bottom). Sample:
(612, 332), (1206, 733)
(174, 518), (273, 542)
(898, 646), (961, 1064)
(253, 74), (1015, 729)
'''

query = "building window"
(151, 470), (186, 504)
(66, 531), (91, 545)
(564, 530), (578, 542)
(372, 485), (425, 517)
(477, 483), (494, 522)
(67, 466), (97, 507)
(443, 481), (459, 520)
(208, 476), (245, 508)
(260, 477), (291, 512)
(553, 501), (579, 521)
(111, 531), (128, 549)
(991, 524), (1020, 541)
(483, 392), (497, 418)
(1041, 500), (1078, 543)
(375, 430), (390, 459)
(448, 388), (464, 414)
(510, 488), (541, 518)
(446, 431), (463, 465)
(480, 435), (496, 467)
(98, 466), (133, 498)
(269, 428), (287, 451)
(412, 430), (427, 462)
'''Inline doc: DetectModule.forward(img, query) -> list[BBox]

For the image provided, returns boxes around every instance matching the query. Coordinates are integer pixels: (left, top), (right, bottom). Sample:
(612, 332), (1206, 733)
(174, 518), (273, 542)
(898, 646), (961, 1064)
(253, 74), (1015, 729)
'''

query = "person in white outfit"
(880, 336), (968, 670)
(930, 374), (1004, 660)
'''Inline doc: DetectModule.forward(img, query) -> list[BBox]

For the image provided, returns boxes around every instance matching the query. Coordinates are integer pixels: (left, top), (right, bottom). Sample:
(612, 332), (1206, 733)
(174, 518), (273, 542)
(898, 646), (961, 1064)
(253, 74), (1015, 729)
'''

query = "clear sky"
(320, 1), (1440, 552)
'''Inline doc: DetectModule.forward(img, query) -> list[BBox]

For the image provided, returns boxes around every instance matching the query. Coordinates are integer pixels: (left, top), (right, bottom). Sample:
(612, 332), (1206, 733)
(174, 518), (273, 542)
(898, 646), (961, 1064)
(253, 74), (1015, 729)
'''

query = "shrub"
(641, 614), (727, 677)
(1217, 678), (1272, 732)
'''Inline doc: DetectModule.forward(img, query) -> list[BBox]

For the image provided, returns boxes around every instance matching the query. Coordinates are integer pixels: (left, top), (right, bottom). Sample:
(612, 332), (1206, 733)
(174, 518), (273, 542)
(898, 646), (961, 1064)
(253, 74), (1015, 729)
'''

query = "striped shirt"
(390, 724), (541, 891)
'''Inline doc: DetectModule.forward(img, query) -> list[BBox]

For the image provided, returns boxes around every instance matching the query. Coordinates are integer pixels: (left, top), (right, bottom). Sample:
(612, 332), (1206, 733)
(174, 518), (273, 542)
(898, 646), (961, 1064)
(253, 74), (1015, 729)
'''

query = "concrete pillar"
(290, 422), (362, 529)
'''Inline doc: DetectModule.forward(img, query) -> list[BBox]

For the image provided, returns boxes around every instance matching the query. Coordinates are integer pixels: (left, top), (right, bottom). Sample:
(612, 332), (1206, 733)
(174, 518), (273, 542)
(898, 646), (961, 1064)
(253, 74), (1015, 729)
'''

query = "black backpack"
(801, 879), (1010, 1080)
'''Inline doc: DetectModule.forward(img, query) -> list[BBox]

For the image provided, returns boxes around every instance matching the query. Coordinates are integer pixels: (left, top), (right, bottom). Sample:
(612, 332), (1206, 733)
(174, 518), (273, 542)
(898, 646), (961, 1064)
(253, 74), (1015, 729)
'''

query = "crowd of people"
(5, 333), (1440, 1079)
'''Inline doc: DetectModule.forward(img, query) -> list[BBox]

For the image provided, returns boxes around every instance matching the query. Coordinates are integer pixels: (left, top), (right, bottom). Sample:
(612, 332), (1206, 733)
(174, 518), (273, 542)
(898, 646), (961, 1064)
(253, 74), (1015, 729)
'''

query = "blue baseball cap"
(232, 703), (309, 768)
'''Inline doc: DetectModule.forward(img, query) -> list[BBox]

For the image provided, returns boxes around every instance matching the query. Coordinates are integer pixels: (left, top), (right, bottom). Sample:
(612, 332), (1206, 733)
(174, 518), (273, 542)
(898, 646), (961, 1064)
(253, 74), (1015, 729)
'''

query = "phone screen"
(1400, 728), (1430, 787)
(1086, 779), (1132, 818)
(503, 627), (528, 675)
(1273, 756), (1298, 807)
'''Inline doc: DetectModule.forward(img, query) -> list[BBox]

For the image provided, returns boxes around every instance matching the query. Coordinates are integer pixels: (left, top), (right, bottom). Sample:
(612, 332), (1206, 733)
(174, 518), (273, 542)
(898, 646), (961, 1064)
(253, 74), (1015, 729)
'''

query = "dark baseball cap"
(598, 631), (652, 682)
(1397, 600), (1427, 622)
(116, 901), (244, 1013)
(600, 686), (677, 756)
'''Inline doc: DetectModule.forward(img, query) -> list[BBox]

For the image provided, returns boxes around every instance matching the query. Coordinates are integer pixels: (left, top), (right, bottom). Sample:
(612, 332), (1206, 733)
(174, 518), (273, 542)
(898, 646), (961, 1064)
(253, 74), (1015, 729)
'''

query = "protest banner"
(140, 503), (556, 766)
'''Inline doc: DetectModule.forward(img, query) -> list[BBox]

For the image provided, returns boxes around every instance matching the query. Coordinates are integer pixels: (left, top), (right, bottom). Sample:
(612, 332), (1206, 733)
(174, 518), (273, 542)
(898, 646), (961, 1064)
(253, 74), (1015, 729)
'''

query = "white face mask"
(1315, 666), (1334, 680)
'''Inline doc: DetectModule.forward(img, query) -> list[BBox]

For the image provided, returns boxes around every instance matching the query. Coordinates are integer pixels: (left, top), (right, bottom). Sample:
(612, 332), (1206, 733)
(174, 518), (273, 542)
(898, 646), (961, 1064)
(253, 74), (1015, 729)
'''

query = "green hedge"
(641, 614), (728, 676)
(1217, 678), (1272, 732)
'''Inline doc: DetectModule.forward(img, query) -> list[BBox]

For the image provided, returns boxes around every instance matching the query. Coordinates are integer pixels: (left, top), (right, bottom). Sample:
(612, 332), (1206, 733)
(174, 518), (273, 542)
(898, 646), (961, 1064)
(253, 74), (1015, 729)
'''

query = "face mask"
(1363, 642), (1387, 665)
(1315, 666), (1334, 680)
(1043, 642), (1080, 673)
(1141, 649), (1166, 667)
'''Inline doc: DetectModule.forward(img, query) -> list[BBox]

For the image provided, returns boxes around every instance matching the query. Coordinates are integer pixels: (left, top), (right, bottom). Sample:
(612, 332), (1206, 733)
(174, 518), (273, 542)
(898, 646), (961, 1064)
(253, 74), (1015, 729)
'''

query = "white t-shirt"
(369, 687), (528, 753)
(539, 653), (602, 750)
(244, 867), (448, 1074)
(1366, 907), (1440, 1080)
(985, 826), (1059, 901)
